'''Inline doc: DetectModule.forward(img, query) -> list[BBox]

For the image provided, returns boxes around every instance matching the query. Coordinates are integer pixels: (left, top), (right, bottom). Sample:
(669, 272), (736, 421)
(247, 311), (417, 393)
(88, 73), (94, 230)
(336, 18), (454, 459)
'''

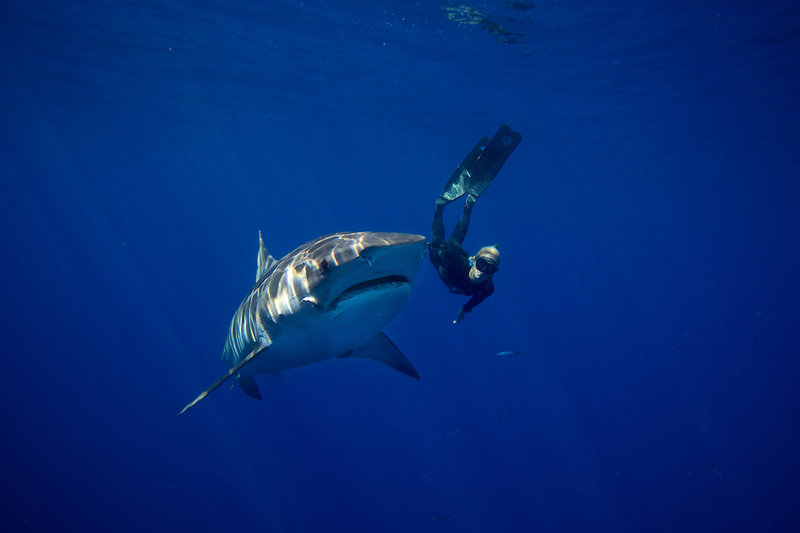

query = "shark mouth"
(333, 275), (410, 306)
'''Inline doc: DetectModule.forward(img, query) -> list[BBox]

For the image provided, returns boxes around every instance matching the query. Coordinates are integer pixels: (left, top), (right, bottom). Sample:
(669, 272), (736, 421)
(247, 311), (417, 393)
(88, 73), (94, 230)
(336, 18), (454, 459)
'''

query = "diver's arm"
(454, 284), (495, 323)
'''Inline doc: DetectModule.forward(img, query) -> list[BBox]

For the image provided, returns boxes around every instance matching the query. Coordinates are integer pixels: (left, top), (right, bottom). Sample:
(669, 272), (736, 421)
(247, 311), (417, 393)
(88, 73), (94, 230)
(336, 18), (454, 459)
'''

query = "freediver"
(428, 125), (522, 323)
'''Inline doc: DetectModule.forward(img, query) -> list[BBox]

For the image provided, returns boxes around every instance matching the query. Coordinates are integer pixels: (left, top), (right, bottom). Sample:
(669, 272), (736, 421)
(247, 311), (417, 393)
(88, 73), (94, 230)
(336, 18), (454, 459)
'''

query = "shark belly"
(242, 281), (412, 375)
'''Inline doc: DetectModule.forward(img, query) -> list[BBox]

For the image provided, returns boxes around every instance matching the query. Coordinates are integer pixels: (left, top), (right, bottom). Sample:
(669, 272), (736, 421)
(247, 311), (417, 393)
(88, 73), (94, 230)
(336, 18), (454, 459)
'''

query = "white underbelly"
(243, 283), (411, 376)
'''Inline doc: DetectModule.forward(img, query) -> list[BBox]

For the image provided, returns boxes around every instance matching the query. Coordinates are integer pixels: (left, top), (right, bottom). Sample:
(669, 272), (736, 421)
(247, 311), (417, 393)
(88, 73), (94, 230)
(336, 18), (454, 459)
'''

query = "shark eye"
(319, 259), (329, 272)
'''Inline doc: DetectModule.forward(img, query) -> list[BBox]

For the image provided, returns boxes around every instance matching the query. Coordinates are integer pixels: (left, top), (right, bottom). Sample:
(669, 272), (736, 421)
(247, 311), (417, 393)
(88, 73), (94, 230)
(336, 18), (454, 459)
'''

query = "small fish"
(495, 350), (525, 357)
(430, 513), (454, 521)
(711, 464), (724, 477)
(446, 426), (473, 439)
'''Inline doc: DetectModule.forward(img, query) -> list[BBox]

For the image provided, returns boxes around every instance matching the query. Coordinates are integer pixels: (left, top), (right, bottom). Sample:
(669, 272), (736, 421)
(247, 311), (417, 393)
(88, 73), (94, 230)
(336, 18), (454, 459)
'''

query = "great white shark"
(178, 231), (427, 415)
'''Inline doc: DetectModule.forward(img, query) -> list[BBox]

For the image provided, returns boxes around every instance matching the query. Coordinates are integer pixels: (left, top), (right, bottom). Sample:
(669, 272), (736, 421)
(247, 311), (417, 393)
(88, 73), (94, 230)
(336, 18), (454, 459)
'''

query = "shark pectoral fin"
(176, 344), (268, 417)
(342, 332), (420, 380)
(239, 376), (262, 400)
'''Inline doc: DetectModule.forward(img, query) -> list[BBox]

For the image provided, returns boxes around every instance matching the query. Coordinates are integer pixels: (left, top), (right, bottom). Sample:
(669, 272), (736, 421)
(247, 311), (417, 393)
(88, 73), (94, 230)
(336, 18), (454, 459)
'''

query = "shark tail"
(177, 344), (267, 417)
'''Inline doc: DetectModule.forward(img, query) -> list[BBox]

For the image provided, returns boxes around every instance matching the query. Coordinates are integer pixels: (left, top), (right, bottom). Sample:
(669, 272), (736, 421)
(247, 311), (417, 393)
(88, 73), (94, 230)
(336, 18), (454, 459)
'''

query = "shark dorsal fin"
(256, 230), (277, 283)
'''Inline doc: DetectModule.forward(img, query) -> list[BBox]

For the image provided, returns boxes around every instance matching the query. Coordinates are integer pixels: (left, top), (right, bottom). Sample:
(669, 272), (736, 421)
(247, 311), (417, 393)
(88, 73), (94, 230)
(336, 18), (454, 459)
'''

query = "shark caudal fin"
(176, 344), (268, 417)
(340, 332), (420, 380)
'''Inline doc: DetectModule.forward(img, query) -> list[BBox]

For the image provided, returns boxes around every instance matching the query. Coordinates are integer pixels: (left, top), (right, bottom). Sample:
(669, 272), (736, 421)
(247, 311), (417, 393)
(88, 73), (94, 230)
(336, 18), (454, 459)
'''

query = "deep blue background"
(2, 1), (799, 531)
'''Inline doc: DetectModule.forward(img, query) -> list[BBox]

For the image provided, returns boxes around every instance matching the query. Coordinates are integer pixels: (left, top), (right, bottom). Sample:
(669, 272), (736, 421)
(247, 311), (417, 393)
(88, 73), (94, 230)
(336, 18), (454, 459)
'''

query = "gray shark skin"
(178, 231), (427, 415)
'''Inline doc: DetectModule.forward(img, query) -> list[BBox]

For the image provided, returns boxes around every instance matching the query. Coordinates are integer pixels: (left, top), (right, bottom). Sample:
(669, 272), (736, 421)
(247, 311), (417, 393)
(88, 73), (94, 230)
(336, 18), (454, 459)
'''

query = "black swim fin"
(466, 125), (522, 199)
(439, 136), (491, 203)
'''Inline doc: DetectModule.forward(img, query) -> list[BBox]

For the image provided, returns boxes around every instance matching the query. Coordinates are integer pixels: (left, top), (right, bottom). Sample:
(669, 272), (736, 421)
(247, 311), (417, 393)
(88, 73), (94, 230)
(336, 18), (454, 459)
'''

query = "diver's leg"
(449, 194), (476, 245)
(431, 197), (447, 245)
(467, 125), (522, 199)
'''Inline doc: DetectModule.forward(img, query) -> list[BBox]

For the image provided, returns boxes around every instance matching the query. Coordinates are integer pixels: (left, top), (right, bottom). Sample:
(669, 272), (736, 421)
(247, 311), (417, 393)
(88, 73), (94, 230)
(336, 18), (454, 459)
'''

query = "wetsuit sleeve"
(462, 283), (494, 313)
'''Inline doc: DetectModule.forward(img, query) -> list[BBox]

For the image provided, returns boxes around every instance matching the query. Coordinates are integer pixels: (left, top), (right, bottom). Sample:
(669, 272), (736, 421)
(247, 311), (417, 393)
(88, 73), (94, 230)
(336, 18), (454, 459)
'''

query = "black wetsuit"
(429, 125), (520, 317)
(429, 200), (494, 314)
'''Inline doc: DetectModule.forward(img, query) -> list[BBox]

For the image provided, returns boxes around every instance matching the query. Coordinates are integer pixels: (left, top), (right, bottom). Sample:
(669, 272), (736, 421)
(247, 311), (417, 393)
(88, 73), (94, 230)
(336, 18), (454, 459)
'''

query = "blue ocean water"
(2, 0), (799, 531)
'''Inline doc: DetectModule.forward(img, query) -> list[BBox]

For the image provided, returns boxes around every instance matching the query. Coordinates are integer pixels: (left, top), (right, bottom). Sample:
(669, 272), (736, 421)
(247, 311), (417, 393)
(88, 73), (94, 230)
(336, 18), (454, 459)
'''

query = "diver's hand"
(453, 308), (465, 324)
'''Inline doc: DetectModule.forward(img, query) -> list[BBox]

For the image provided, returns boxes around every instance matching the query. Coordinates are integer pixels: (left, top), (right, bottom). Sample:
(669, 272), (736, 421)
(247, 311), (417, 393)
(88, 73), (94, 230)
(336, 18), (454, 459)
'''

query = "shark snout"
(358, 233), (427, 282)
